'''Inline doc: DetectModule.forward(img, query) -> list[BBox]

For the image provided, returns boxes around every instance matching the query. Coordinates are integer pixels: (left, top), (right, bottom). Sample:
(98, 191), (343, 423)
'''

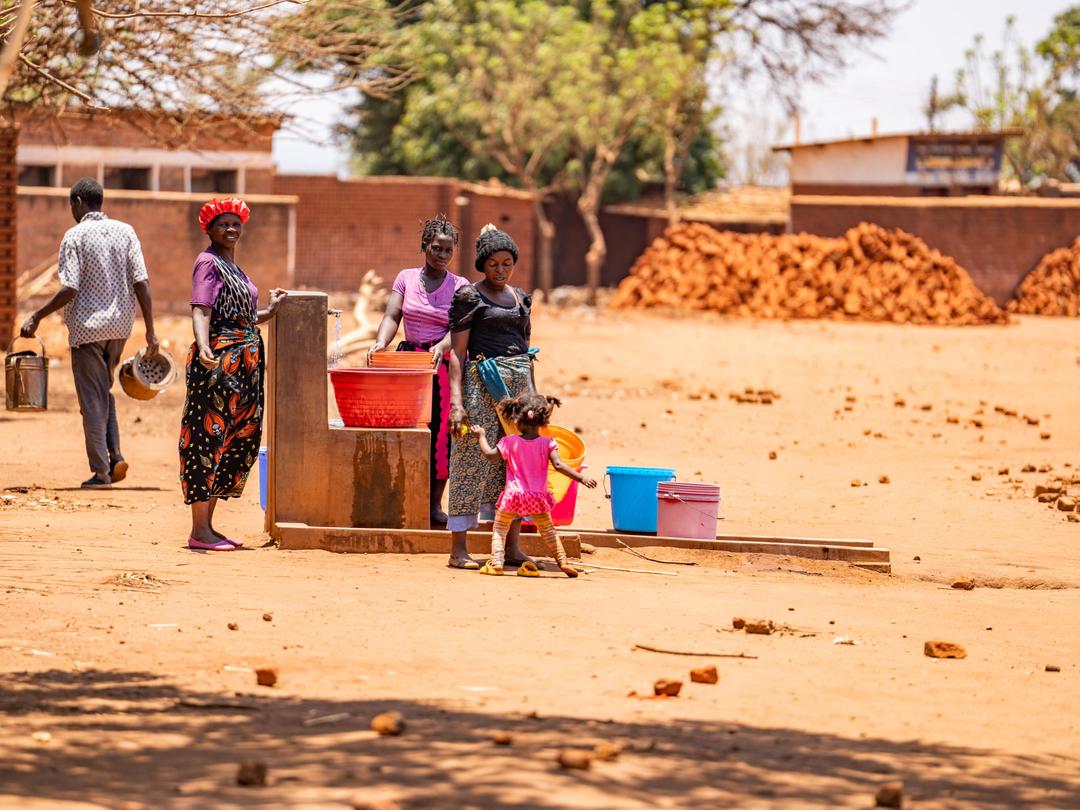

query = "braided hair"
(420, 214), (460, 252)
(497, 392), (562, 431)
(474, 223), (519, 270)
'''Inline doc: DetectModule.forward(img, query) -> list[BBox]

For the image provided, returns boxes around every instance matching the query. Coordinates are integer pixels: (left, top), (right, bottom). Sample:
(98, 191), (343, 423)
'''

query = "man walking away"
(20, 178), (158, 489)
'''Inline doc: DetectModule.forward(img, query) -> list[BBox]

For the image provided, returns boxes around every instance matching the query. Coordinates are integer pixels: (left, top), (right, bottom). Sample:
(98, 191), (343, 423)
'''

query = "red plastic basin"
(329, 368), (435, 428)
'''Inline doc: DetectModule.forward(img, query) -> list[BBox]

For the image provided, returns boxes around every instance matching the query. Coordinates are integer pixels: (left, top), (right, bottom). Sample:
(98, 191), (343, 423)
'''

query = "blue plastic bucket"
(605, 465), (676, 532)
(258, 447), (268, 511)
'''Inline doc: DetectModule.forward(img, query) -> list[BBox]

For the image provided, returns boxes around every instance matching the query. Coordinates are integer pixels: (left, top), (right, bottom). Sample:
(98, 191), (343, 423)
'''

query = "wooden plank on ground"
(572, 529), (890, 573)
(570, 527), (874, 548)
(274, 522), (581, 559)
(273, 523), (890, 573)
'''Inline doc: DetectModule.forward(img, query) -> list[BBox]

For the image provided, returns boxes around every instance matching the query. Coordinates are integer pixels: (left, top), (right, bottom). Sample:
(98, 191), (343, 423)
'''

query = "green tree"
(367, 0), (723, 296)
(1037, 6), (1080, 81)
(943, 10), (1080, 186)
(398, 0), (591, 292)
(565, 0), (709, 298)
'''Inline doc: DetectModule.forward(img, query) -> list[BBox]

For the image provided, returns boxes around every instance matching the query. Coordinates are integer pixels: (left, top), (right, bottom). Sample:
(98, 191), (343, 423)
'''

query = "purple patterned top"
(190, 245), (258, 322)
(392, 267), (469, 346)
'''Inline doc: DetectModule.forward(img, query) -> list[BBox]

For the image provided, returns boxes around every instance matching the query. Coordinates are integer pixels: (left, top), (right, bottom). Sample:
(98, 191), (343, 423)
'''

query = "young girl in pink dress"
(471, 392), (596, 577)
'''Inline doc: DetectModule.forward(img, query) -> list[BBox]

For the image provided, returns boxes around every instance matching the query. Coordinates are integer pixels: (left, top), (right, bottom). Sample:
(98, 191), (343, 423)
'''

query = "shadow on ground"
(0, 669), (1077, 808)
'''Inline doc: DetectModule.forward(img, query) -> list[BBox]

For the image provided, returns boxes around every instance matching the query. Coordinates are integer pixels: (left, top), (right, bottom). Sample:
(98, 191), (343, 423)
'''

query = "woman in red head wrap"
(179, 198), (287, 551)
(198, 196), (250, 233)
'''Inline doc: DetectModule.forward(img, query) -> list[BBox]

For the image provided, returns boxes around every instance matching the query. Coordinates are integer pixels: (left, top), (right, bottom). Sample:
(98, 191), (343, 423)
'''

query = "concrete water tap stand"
(264, 291), (577, 557)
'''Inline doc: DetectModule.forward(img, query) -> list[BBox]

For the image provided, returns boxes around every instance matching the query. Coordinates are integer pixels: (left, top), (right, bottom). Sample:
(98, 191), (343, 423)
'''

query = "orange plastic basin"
(369, 350), (434, 370)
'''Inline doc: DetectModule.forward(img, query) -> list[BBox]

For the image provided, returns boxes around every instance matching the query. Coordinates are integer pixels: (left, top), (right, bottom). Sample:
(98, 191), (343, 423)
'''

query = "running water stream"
(328, 309), (343, 369)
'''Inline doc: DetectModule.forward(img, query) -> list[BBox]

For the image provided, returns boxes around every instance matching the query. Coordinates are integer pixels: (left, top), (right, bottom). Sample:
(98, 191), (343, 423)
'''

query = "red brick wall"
(244, 169), (274, 195)
(17, 188), (296, 311)
(159, 166), (186, 192)
(791, 196), (1080, 304)
(61, 164), (99, 187)
(547, 197), (654, 287)
(274, 175), (536, 292)
(16, 109), (276, 152)
(0, 126), (16, 343)
(459, 189), (536, 288)
(793, 183), (922, 197)
(546, 198), (784, 287)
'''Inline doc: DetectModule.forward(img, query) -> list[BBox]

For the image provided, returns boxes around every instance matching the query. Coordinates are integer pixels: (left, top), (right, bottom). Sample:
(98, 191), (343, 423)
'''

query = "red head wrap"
(198, 197), (251, 233)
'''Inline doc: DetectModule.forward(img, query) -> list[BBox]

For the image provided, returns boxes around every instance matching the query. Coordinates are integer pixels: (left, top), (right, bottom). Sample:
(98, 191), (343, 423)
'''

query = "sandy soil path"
(1, 309), (1077, 808)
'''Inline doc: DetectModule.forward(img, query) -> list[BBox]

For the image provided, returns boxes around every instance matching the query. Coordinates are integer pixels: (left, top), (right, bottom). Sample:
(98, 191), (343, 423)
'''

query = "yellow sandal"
(516, 561), (541, 578)
(479, 560), (504, 576)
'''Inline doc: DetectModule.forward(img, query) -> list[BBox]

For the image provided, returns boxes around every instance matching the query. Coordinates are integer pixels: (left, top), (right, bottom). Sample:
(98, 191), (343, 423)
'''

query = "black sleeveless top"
(449, 284), (532, 358)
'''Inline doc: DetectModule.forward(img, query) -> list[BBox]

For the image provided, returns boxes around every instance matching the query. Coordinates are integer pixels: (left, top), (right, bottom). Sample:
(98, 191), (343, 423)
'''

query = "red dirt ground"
(1, 307), (1078, 809)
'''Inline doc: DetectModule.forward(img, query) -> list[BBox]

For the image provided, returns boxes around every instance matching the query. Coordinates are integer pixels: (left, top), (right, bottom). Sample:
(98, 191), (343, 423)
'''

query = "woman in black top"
(445, 224), (535, 569)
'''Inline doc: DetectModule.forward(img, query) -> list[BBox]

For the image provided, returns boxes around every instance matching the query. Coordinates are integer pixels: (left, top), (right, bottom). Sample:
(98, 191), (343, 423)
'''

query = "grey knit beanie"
(474, 223), (519, 271)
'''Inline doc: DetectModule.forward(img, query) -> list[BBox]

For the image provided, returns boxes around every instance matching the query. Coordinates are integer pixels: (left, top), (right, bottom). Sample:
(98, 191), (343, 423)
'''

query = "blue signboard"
(905, 137), (1004, 186)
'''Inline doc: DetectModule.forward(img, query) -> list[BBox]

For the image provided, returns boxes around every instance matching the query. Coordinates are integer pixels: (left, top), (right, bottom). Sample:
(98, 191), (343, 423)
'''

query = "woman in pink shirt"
(369, 216), (469, 525)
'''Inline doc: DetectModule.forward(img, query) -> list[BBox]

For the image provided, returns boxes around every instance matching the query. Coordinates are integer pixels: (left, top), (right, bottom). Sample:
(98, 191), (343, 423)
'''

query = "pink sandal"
(188, 536), (237, 551)
(220, 537), (244, 548)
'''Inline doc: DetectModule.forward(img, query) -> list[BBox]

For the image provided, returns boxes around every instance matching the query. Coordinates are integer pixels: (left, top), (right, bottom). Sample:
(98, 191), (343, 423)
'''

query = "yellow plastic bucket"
(542, 424), (586, 502)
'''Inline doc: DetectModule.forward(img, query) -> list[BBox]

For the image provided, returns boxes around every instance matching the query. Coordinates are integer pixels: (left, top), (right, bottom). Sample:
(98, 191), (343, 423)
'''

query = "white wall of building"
(789, 136), (910, 185)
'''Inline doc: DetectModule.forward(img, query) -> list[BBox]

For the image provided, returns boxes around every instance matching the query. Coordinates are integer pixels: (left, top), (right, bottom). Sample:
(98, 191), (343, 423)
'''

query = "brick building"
(16, 108), (277, 194)
(775, 130), (1018, 197)
(14, 110), (296, 313)
(773, 129), (1080, 304)
(1, 125), (16, 344)
(13, 111), (551, 308)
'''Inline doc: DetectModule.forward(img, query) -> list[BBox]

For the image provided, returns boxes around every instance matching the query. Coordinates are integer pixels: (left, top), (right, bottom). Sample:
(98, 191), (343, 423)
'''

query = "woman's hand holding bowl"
(366, 340), (386, 365)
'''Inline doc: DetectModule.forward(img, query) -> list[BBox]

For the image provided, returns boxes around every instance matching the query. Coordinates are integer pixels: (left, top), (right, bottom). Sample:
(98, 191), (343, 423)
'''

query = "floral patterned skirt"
(179, 320), (263, 505)
(447, 354), (534, 518)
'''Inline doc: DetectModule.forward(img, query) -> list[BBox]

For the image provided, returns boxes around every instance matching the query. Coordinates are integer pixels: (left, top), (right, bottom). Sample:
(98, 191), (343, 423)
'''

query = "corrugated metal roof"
(773, 129), (1023, 153)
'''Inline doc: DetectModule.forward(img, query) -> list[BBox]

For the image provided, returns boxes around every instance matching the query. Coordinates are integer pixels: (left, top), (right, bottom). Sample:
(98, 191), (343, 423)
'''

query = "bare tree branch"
(0, 0), (35, 99)
(1, 0), (406, 143)
(18, 53), (106, 109)
(62, 0), (305, 21)
(727, 0), (907, 110)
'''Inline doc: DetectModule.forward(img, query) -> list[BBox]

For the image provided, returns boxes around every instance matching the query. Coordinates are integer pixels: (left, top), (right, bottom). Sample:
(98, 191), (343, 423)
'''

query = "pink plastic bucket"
(549, 464), (587, 527)
(656, 481), (720, 540)
(524, 465), (586, 528)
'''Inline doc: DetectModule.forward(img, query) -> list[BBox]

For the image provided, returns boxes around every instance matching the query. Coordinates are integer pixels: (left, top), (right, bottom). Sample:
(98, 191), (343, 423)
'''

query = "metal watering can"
(5, 337), (48, 411)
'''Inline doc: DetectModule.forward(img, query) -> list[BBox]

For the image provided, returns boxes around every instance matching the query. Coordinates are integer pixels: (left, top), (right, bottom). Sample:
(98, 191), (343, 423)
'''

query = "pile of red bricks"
(1008, 237), (1080, 317)
(610, 221), (1008, 325)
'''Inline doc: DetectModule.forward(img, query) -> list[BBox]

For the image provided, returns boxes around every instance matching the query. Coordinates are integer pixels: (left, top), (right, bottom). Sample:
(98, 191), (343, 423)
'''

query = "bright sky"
(792, 0), (1067, 143)
(272, 0), (1072, 178)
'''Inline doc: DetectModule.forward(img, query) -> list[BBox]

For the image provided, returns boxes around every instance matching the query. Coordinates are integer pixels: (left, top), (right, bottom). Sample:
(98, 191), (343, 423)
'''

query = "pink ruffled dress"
(495, 434), (557, 516)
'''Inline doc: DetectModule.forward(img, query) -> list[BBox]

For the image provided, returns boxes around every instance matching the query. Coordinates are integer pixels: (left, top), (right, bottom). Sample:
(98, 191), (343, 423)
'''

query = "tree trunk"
(576, 140), (626, 305)
(663, 127), (679, 229)
(532, 194), (555, 296)
(577, 183), (606, 306)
